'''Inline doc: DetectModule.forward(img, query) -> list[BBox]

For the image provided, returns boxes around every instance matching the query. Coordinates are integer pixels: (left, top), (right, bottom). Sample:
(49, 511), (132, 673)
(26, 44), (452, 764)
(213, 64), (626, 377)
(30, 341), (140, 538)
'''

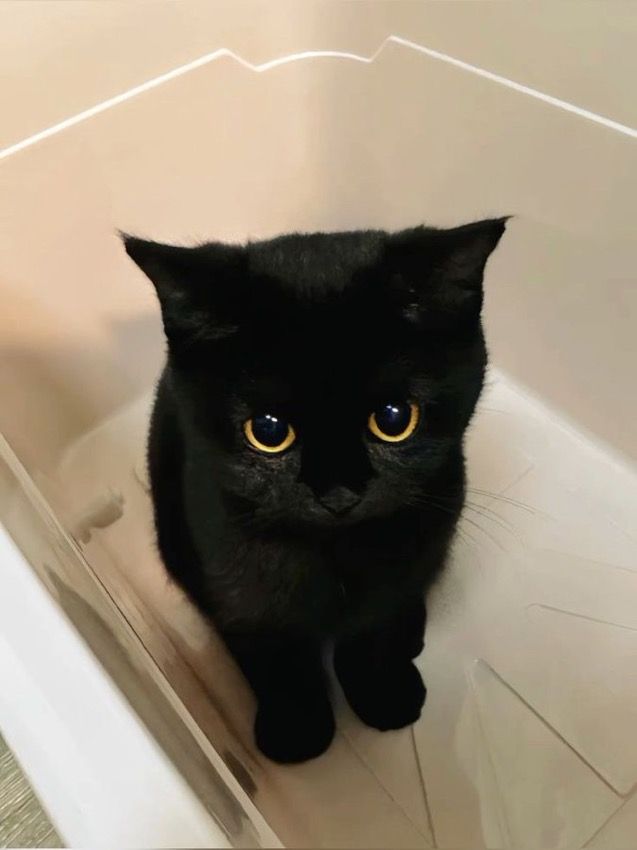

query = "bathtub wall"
(1, 1), (636, 475)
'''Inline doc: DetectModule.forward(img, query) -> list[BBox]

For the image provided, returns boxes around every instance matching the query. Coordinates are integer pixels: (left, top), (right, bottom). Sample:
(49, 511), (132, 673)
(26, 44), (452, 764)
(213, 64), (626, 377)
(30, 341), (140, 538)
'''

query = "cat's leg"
(334, 597), (426, 731)
(223, 631), (335, 763)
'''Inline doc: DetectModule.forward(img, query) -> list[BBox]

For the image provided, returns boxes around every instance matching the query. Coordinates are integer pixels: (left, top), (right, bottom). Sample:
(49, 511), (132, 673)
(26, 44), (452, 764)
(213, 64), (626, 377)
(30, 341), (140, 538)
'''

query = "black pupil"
(252, 414), (288, 447)
(375, 402), (410, 436)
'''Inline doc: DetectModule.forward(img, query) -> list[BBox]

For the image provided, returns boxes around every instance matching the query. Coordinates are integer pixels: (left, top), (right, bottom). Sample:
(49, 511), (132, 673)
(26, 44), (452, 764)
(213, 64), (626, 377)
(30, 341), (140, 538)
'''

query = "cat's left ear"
(389, 217), (509, 322)
(122, 235), (247, 345)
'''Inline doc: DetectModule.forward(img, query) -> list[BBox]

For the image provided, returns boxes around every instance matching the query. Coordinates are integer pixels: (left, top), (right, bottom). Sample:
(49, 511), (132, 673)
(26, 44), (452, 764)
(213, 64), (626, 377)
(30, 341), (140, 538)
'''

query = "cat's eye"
(368, 401), (419, 443)
(244, 414), (296, 454)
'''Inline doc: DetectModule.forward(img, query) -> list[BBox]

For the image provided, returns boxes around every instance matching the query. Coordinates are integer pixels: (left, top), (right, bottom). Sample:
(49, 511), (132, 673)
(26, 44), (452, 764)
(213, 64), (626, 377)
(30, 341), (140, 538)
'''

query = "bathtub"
(1, 5), (636, 847)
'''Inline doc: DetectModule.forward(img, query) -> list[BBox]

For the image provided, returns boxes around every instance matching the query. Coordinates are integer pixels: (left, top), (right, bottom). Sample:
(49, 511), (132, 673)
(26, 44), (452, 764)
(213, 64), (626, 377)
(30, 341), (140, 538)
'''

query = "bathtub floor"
(53, 370), (637, 849)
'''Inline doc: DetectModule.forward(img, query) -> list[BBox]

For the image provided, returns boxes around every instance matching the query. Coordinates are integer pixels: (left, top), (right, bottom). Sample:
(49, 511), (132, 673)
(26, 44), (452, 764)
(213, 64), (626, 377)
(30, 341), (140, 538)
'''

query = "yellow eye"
(368, 402), (419, 443)
(244, 414), (296, 454)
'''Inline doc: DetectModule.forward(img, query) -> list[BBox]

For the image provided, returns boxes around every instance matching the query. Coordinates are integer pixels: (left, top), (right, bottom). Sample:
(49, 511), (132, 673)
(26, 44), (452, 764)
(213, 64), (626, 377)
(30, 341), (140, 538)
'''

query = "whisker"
(463, 501), (523, 542)
(407, 495), (486, 553)
(453, 525), (483, 553)
(458, 513), (508, 552)
(411, 492), (511, 553)
(466, 486), (540, 515)
(410, 488), (521, 546)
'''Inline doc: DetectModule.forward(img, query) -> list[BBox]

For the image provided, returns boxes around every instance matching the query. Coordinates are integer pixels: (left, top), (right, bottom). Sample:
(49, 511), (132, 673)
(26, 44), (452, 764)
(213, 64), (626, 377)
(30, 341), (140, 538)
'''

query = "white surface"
(53, 370), (637, 848)
(414, 373), (637, 848)
(0, 525), (232, 849)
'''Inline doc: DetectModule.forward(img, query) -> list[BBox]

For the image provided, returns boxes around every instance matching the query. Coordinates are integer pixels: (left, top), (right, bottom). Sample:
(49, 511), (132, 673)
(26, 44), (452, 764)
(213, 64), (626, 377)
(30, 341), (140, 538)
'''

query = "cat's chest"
(205, 524), (421, 633)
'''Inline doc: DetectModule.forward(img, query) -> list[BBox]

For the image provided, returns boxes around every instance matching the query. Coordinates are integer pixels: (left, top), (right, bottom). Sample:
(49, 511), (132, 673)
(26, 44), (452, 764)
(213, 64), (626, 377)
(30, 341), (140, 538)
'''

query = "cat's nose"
(318, 486), (361, 517)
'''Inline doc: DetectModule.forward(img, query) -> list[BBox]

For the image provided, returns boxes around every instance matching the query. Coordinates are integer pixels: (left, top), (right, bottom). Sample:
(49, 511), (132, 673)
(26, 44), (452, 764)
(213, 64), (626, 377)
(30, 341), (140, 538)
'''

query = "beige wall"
(1, 1), (636, 472)
(2, 1), (635, 152)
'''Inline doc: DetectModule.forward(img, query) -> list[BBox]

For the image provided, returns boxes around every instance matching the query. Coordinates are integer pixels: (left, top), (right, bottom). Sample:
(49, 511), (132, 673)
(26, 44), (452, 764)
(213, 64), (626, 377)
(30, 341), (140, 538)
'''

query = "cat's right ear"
(122, 235), (246, 344)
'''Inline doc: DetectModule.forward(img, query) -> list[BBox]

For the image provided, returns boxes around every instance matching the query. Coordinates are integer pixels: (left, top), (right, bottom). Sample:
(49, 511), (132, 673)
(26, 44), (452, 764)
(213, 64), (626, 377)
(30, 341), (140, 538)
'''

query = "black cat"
(124, 219), (506, 763)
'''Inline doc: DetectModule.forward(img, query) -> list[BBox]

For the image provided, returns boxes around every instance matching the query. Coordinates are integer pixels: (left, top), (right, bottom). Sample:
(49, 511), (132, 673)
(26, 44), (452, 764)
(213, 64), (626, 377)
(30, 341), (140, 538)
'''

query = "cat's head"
(125, 221), (506, 530)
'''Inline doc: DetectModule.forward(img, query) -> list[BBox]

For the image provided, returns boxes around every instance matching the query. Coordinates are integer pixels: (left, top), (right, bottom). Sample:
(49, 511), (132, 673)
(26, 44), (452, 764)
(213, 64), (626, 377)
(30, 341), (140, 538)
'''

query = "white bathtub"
(1, 5), (636, 847)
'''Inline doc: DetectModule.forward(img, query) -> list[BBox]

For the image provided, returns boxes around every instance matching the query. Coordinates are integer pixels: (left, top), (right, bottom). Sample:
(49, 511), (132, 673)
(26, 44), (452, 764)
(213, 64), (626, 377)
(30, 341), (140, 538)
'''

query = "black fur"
(124, 220), (507, 763)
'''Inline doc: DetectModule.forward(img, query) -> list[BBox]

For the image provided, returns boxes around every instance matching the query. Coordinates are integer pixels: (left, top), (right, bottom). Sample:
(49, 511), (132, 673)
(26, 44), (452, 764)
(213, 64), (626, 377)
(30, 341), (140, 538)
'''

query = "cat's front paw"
(336, 658), (426, 731)
(254, 694), (335, 764)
